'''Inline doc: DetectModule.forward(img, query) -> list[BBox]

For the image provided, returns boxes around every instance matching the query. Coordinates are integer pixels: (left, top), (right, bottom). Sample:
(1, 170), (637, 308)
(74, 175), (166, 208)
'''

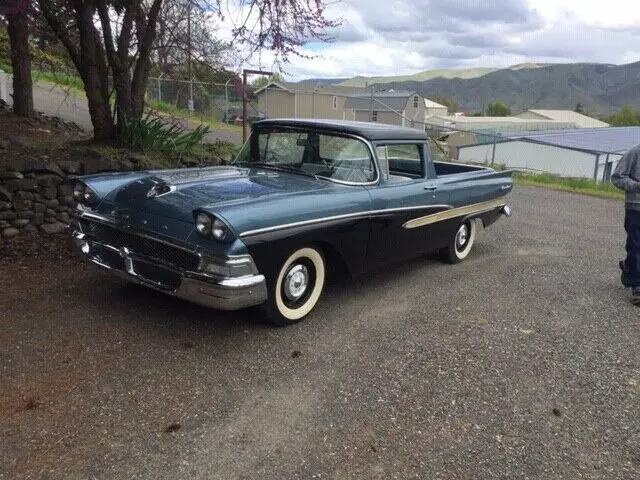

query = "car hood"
(99, 165), (330, 224)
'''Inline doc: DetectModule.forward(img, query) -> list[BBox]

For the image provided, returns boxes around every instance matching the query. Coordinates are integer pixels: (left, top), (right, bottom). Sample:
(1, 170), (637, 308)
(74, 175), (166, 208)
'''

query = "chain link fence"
(145, 77), (264, 127)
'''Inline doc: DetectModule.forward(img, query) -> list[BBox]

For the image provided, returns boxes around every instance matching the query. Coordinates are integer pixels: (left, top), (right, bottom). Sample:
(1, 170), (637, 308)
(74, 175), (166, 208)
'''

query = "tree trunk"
(6, 10), (34, 117)
(77, 3), (114, 142)
(113, 69), (133, 132)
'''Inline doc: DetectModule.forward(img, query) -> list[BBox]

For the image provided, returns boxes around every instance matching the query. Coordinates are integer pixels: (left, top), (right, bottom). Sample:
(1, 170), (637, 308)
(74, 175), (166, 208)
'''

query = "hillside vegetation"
(299, 61), (640, 117)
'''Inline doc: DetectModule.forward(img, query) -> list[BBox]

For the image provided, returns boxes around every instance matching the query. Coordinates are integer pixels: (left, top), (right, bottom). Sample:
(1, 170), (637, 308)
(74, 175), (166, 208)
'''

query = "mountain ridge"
(292, 61), (640, 116)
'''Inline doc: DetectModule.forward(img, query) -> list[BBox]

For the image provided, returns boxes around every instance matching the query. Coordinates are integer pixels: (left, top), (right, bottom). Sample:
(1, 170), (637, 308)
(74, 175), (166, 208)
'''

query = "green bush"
(119, 111), (210, 153)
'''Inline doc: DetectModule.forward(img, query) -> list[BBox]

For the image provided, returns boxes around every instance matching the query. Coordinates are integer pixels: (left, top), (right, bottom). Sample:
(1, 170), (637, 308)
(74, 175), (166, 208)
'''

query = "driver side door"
(365, 142), (450, 268)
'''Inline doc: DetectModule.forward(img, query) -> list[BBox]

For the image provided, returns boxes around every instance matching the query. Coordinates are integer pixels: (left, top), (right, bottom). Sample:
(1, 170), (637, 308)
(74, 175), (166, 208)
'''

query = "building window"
(332, 95), (337, 110)
(413, 95), (419, 108)
(372, 111), (378, 122)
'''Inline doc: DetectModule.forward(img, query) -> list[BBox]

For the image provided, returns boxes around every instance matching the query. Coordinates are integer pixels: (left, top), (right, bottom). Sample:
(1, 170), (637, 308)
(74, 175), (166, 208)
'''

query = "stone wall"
(0, 166), (75, 243)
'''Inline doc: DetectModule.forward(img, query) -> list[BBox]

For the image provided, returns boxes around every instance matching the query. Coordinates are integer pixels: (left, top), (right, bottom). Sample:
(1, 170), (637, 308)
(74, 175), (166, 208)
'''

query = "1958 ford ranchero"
(69, 119), (513, 325)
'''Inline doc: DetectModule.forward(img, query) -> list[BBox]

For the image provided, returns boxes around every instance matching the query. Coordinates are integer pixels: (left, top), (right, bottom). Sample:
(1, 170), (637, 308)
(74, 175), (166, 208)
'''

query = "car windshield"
(233, 128), (377, 184)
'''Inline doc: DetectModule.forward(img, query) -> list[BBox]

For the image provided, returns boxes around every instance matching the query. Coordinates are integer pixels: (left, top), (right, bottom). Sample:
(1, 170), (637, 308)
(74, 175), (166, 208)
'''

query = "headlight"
(83, 186), (96, 205)
(73, 182), (85, 200)
(73, 181), (97, 208)
(212, 218), (230, 241)
(195, 213), (213, 236)
(194, 213), (233, 242)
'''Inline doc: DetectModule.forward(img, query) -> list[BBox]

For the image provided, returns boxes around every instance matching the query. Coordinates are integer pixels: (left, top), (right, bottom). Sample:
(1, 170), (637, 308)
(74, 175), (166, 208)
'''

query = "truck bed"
(433, 161), (493, 176)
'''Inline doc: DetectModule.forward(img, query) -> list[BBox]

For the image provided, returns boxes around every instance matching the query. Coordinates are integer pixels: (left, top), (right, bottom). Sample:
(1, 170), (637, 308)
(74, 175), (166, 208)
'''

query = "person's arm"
(612, 147), (640, 192)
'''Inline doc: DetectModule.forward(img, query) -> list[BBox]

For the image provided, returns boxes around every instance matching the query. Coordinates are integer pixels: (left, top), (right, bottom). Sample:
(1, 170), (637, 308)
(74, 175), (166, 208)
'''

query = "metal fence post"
(0, 70), (7, 103)
(225, 79), (230, 118)
(188, 76), (194, 112)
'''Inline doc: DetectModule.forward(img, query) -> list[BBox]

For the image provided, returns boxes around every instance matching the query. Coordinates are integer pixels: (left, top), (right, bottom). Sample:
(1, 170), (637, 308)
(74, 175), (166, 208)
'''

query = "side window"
(377, 143), (424, 179)
(372, 111), (378, 122)
(332, 96), (338, 110)
(318, 134), (375, 183)
(413, 96), (419, 108)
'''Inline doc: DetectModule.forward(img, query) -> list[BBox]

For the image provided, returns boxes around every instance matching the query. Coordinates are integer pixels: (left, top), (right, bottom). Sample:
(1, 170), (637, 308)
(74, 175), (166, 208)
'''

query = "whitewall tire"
(442, 219), (477, 264)
(265, 246), (326, 325)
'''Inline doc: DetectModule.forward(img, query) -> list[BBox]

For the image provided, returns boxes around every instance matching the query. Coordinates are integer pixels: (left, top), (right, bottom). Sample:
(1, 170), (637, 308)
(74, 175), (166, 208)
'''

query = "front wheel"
(440, 219), (477, 264)
(263, 246), (326, 325)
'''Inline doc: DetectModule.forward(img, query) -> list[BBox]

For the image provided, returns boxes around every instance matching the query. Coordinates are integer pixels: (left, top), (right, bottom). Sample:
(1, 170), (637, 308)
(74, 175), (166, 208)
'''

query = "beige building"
(254, 83), (445, 130)
(344, 91), (429, 130)
(254, 81), (367, 120)
(513, 109), (610, 128)
(424, 98), (448, 117)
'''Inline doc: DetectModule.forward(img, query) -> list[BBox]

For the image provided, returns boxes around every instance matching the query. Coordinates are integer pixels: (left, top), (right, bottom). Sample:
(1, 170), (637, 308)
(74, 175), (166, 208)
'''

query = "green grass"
(146, 99), (242, 135)
(513, 172), (624, 200)
(0, 61), (85, 93)
(33, 69), (85, 92)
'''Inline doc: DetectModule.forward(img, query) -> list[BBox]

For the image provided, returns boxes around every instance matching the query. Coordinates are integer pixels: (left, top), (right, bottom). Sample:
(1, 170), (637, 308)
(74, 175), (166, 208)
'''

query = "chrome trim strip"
(402, 197), (508, 229)
(239, 204), (453, 238)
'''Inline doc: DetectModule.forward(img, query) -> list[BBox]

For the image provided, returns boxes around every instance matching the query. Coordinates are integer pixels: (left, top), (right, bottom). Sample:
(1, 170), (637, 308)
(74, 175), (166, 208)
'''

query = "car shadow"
(82, 240), (503, 338)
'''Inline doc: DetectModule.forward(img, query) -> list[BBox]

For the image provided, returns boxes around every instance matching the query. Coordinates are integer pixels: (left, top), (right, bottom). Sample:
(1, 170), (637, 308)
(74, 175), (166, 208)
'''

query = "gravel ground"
(1, 185), (639, 480)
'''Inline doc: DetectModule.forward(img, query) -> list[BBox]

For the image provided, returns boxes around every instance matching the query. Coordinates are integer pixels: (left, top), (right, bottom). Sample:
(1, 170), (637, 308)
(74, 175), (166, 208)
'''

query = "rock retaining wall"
(0, 167), (75, 243)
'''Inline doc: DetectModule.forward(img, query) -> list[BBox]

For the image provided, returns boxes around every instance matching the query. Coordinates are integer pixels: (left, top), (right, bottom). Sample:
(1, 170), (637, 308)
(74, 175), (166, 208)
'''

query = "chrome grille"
(80, 219), (199, 271)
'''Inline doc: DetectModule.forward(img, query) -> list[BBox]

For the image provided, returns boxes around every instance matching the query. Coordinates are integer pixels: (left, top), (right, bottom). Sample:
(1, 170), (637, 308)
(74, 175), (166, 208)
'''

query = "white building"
(424, 114), (578, 132)
(514, 109), (610, 128)
(456, 127), (640, 182)
(424, 98), (448, 118)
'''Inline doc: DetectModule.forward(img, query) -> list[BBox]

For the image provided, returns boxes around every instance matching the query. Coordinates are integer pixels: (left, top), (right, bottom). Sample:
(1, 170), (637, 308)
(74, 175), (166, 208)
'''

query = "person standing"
(612, 143), (640, 306)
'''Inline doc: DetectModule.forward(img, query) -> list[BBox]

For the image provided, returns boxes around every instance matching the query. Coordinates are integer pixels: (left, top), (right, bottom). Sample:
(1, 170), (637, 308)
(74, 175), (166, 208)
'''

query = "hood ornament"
(146, 181), (176, 199)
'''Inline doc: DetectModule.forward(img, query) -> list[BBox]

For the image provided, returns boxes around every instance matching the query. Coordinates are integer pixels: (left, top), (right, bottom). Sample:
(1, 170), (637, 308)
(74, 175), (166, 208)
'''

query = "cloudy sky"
(221, 0), (640, 81)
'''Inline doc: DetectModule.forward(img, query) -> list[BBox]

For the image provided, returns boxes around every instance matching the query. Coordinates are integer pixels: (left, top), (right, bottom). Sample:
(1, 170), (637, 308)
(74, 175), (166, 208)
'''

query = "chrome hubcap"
(456, 224), (469, 250)
(284, 264), (309, 301)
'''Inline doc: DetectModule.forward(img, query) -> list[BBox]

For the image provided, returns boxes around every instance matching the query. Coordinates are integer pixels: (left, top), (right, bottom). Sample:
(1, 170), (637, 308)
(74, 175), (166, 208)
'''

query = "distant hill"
(295, 78), (351, 86)
(335, 67), (498, 87)
(292, 62), (640, 117)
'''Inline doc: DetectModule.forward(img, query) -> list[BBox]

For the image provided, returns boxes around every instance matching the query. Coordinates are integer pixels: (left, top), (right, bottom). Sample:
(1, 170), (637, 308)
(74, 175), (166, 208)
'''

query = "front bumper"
(69, 226), (268, 311)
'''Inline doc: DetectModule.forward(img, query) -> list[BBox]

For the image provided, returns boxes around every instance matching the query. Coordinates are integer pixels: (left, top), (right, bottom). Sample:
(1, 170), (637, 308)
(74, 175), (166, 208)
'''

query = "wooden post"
(242, 69), (272, 143)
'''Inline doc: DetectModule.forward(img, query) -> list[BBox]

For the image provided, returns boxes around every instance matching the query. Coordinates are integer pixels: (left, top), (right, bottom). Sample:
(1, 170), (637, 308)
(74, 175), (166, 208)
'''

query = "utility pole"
(241, 68), (272, 143)
(187, 0), (193, 112)
(368, 87), (374, 122)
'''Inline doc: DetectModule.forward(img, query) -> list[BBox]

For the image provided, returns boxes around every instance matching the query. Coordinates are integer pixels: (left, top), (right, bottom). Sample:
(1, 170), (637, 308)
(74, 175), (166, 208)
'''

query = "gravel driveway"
(1, 185), (639, 479)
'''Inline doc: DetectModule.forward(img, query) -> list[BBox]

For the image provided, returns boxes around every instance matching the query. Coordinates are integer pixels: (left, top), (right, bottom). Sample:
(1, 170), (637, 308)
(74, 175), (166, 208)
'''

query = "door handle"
(424, 185), (438, 191)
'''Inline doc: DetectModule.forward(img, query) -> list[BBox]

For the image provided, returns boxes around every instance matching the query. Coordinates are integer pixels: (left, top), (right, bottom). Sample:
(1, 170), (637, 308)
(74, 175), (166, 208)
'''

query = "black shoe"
(620, 260), (632, 287)
(632, 288), (640, 306)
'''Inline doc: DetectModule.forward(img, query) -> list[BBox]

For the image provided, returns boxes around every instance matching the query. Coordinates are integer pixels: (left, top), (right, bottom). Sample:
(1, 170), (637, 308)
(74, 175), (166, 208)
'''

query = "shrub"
(119, 111), (210, 152)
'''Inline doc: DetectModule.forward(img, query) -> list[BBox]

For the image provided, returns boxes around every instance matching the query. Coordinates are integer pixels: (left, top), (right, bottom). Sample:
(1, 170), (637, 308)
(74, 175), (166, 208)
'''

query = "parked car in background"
(68, 119), (513, 325)
(222, 106), (267, 124)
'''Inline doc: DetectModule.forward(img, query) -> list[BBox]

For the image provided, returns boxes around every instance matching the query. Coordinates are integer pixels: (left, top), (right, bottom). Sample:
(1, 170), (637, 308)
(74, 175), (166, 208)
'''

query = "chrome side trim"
(402, 197), (508, 229)
(239, 204), (453, 238)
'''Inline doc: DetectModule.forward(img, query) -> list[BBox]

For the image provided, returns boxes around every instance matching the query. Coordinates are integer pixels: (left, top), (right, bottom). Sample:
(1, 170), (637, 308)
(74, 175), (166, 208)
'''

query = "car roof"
(252, 118), (428, 141)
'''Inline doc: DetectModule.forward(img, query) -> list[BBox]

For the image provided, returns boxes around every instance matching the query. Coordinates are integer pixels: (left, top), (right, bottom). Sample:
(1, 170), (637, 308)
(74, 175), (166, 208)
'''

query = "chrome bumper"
(69, 229), (268, 311)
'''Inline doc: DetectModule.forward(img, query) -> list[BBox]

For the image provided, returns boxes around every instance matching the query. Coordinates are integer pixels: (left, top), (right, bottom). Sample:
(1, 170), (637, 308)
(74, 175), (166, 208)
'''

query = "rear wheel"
(441, 219), (476, 264)
(263, 246), (326, 325)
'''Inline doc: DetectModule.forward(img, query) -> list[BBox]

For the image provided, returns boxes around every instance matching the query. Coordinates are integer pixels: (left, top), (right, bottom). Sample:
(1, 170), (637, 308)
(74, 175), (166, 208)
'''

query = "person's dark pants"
(624, 209), (640, 288)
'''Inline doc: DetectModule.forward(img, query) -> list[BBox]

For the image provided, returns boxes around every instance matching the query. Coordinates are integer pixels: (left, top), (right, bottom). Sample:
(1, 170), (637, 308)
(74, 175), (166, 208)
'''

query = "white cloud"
(214, 0), (640, 81)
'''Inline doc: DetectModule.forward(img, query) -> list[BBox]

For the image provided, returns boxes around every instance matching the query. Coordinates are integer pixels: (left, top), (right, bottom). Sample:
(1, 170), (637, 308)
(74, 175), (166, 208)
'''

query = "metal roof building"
(502, 127), (640, 154)
(456, 127), (640, 182)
